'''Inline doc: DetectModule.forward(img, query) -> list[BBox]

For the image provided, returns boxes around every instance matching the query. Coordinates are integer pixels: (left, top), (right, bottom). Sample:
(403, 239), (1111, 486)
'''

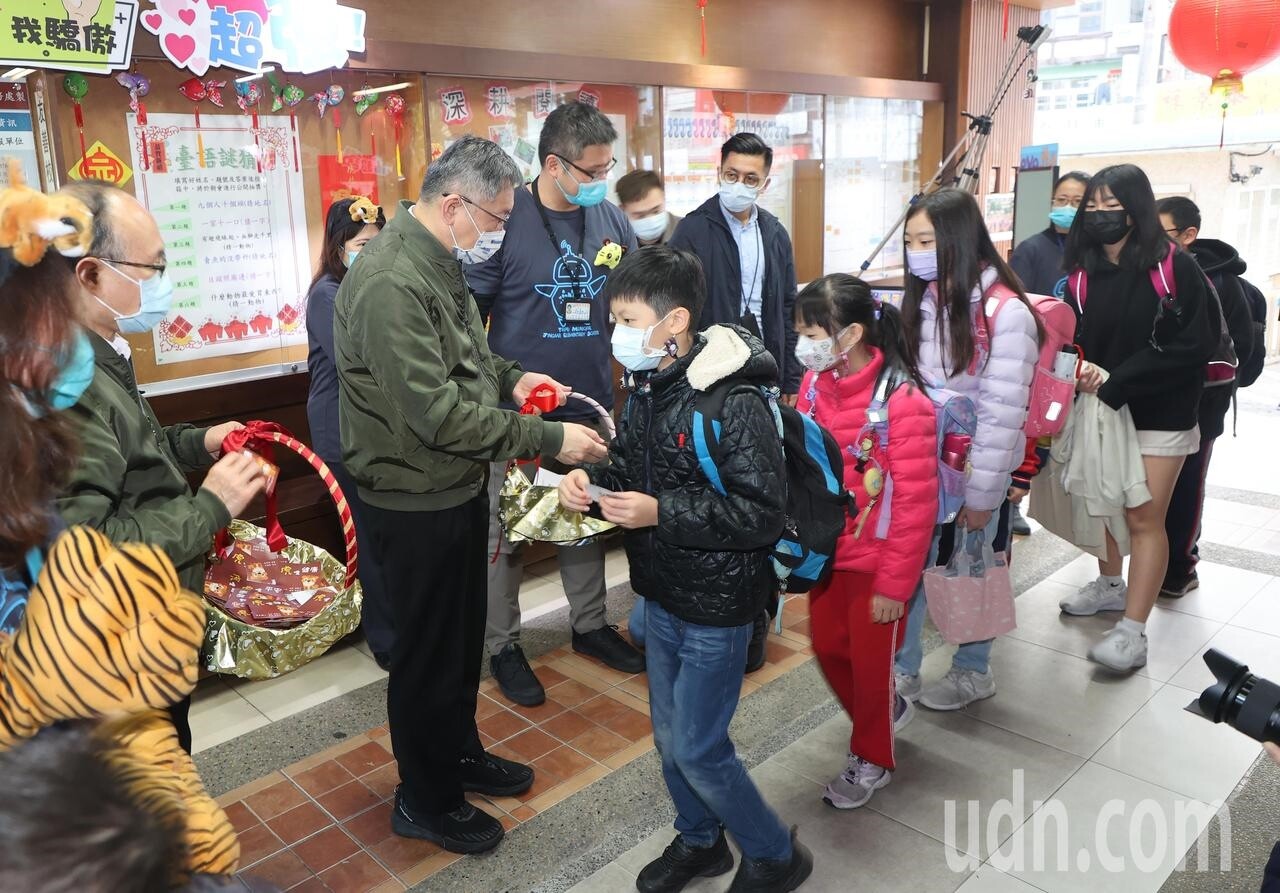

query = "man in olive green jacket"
(57, 182), (267, 751)
(334, 136), (606, 855)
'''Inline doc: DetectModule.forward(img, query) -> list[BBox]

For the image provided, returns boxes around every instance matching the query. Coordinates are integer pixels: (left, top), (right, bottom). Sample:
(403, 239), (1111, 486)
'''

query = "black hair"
(309, 198), (385, 291)
(720, 132), (773, 171)
(1054, 170), (1090, 192)
(603, 246), (706, 329)
(796, 274), (926, 390)
(1156, 195), (1201, 233)
(0, 723), (186, 893)
(615, 169), (664, 206)
(1064, 164), (1168, 274)
(537, 102), (618, 166)
(901, 188), (1042, 377)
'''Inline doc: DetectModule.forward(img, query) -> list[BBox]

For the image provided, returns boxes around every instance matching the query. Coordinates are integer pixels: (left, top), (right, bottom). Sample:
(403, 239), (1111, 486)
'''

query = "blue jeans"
(645, 600), (792, 862)
(628, 597), (647, 649)
(895, 507), (1003, 677)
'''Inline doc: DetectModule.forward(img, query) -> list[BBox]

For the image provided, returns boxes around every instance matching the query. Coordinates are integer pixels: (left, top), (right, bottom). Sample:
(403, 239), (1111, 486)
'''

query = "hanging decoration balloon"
(384, 92), (406, 180)
(62, 73), (89, 174)
(311, 85), (345, 162)
(178, 78), (226, 168)
(235, 80), (264, 173)
(1168, 0), (1280, 148)
(354, 85), (377, 162)
(116, 72), (151, 170)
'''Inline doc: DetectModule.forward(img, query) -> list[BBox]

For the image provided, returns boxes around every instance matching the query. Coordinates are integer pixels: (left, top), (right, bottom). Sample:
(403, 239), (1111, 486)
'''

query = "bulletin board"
(46, 61), (427, 393)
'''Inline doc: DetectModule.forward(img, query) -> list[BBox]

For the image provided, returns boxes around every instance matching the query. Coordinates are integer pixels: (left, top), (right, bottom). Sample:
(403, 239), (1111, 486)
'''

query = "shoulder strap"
(692, 379), (775, 497)
(1149, 244), (1177, 309)
(974, 281), (1017, 351)
(866, 365), (905, 428)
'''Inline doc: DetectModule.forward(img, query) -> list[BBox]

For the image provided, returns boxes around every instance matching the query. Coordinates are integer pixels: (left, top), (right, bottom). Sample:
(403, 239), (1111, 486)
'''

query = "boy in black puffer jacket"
(560, 247), (812, 893)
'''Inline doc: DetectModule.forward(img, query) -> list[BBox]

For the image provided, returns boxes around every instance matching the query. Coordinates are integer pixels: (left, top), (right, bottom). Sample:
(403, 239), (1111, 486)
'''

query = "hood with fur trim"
(685, 323), (779, 392)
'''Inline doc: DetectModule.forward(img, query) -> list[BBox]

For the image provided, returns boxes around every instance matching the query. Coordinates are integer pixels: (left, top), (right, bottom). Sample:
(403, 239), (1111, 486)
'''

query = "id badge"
(739, 311), (762, 338)
(565, 302), (592, 324)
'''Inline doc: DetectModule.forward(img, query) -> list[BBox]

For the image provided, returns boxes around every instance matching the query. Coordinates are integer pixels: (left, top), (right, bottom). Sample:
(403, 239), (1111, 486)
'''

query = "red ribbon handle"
(214, 420), (288, 555)
(520, 384), (560, 415)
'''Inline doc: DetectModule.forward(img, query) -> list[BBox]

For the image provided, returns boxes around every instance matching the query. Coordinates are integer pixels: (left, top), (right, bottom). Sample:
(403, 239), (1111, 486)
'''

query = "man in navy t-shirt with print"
(467, 102), (642, 707)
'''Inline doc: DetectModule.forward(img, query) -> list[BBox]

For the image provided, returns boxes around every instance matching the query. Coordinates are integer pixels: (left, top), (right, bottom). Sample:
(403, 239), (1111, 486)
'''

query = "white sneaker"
(893, 693), (916, 733)
(1088, 624), (1148, 672)
(823, 754), (891, 809)
(895, 672), (922, 703)
(919, 667), (997, 711)
(1060, 577), (1128, 616)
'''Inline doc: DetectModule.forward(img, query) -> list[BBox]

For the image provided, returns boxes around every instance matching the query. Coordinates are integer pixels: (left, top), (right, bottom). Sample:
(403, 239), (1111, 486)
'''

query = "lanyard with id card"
(530, 182), (594, 327)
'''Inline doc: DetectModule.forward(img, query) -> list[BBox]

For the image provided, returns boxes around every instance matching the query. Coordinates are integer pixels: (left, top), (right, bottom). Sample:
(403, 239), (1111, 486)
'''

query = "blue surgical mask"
(15, 328), (96, 417)
(555, 160), (609, 208)
(95, 262), (174, 334)
(906, 248), (938, 282)
(610, 311), (673, 372)
(345, 248), (361, 268)
(719, 181), (760, 215)
(1049, 206), (1077, 230)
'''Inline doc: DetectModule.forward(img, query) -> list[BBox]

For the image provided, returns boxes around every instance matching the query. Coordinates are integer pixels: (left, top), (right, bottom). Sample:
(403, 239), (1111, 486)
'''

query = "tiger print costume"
(0, 526), (240, 878)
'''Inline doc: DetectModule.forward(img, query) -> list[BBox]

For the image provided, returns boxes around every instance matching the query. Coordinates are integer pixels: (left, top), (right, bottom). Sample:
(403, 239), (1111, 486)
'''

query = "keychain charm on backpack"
(852, 465), (883, 539)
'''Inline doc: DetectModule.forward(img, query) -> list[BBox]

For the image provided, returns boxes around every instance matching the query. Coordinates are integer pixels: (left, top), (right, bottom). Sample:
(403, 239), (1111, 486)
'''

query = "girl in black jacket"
(1057, 164), (1217, 672)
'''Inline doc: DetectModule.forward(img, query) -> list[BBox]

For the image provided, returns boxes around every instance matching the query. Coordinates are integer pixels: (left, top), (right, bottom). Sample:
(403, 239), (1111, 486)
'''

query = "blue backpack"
(0, 548), (42, 634)
(692, 381), (850, 598)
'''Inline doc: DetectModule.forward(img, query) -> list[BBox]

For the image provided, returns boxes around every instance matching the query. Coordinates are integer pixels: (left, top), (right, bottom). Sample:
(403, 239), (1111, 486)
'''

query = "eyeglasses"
(720, 169), (765, 190)
(1052, 197), (1083, 208)
(449, 195), (510, 228)
(557, 155), (617, 182)
(1164, 227), (1183, 236)
(95, 258), (167, 277)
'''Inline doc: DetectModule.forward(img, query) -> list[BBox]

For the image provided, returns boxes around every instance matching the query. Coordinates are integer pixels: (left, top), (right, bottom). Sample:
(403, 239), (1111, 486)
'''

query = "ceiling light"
(351, 82), (411, 99)
(235, 66), (276, 84)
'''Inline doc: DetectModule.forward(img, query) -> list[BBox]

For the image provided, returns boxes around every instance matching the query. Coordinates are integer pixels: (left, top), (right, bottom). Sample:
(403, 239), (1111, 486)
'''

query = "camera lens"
(1189, 649), (1280, 744)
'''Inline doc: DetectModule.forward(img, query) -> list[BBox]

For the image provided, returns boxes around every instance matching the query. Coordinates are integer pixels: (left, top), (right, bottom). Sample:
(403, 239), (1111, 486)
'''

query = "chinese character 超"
(209, 8), (264, 70)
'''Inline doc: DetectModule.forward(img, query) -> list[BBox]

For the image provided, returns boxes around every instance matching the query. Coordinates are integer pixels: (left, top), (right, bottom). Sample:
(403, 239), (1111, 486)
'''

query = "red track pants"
(810, 570), (905, 771)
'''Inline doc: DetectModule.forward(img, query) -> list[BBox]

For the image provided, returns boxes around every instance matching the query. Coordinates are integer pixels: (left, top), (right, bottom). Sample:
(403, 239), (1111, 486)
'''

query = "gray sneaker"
(893, 693), (916, 732)
(1088, 624), (1148, 672)
(919, 667), (996, 711)
(1060, 577), (1128, 616)
(823, 754), (890, 809)
(895, 672), (922, 703)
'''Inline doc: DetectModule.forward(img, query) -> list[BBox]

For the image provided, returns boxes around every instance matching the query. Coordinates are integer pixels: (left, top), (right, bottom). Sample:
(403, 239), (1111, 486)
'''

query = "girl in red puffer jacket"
(795, 274), (939, 811)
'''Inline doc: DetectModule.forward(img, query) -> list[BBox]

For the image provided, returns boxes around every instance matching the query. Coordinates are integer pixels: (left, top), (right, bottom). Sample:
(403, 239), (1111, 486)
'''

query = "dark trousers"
(329, 462), (395, 660)
(363, 495), (487, 815)
(1164, 437), (1215, 579)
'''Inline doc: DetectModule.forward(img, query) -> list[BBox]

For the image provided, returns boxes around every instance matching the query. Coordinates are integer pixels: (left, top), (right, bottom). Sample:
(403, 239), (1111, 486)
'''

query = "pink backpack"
(974, 282), (1079, 438)
(1068, 244), (1238, 389)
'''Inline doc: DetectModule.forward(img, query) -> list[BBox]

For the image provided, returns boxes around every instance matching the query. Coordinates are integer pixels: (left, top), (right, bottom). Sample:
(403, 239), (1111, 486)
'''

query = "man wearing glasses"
(669, 133), (800, 407)
(56, 181), (268, 754)
(467, 101), (643, 708)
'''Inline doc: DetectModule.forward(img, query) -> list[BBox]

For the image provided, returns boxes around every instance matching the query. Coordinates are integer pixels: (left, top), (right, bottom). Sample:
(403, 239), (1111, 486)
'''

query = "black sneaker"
(1010, 503), (1032, 536)
(727, 827), (813, 892)
(460, 750), (534, 797)
(390, 786), (504, 854)
(572, 625), (645, 674)
(637, 830), (734, 893)
(1160, 570), (1199, 599)
(490, 643), (545, 706)
(745, 611), (768, 674)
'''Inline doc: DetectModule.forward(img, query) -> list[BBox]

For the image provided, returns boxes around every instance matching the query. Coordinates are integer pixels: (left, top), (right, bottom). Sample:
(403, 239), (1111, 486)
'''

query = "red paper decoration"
(1168, 0), (1280, 95)
(698, 0), (708, 56)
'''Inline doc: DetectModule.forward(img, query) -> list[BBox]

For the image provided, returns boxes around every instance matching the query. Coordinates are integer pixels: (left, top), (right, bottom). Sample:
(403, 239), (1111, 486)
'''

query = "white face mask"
(631, 210), (670, 242)
(450, 202), (505, 265)
(610, 310), (675, 372)
(794, 325), (857, 372)
(719, 180), (761, 215)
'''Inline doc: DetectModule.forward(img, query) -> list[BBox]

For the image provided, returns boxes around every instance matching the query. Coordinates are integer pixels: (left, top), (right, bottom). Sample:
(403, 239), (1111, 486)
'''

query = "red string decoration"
(1002, 0), (1010, 38)
(698, 0), (708, 56)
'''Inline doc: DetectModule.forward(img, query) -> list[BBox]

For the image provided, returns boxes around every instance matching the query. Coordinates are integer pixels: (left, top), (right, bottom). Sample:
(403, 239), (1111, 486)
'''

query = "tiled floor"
(216, 598), (815, 891)
(572, 557), (1278, 893)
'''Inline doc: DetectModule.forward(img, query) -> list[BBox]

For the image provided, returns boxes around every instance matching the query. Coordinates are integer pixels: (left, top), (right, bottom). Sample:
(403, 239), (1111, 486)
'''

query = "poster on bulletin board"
(125, 111), (310, 365)
(317, 153), (379, 221)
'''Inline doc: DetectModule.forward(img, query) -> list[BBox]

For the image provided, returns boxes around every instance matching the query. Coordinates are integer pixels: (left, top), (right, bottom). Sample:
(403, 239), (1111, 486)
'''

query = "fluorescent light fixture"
(351, 82), (411, 99)
(234, 66), (276, 84)
(2, 68), (35, 81)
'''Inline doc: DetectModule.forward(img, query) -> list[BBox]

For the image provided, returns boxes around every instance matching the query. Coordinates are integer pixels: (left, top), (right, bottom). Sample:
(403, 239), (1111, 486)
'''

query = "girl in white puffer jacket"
(893, 189), (1041, 712)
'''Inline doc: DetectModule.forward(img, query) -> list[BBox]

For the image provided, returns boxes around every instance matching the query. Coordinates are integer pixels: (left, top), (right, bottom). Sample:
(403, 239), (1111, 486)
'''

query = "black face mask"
(1082, 210), (1132, 245)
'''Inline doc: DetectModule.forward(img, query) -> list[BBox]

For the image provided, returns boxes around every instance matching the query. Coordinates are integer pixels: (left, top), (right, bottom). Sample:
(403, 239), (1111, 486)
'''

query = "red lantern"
(1168, 0), (1280, 96)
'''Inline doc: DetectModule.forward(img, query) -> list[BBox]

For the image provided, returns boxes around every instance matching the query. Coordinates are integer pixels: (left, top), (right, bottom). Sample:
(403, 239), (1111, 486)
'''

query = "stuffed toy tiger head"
(0, 160), (91, 283)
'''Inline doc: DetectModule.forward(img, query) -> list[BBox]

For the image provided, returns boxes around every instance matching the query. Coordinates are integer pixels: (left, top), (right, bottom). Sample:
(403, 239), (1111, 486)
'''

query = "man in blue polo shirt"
(467, 102), (642, 706)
